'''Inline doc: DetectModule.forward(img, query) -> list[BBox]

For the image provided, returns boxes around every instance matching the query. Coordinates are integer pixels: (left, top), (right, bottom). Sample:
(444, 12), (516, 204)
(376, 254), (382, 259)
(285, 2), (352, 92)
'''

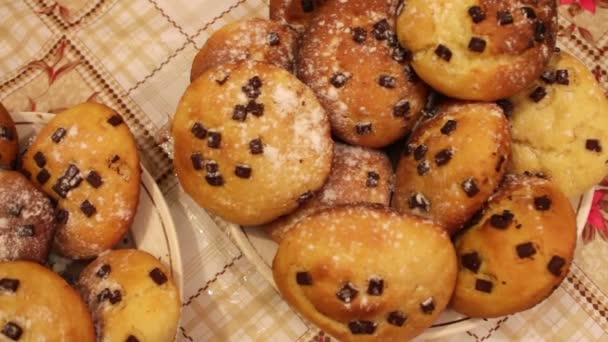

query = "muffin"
(0, 103), (18, 169)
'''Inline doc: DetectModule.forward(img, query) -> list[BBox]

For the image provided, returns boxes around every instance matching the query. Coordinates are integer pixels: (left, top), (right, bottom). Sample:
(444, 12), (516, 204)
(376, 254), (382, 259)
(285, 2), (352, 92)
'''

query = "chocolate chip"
(7, 203), (22, 217)
(417, 160), (430, 176)
(461, 252), (481, 273)
(242, 84), (261, 99)
(348, 320), (377, 335)
(298, 191), (314, 204)
(98, 288), (122, 305)
(356, 123), (372, 135)
(516, 242), (536, 258)
(33, 151), (46, 168)
(96, 264), (111, 279)
(52, 164), (82, 198)
(586, 139), (602, 153)
(408, 192), (430, 212)
(232, 105), (248, 122)
(521, 7), (537, 19)
(296, 272), (313, 286)
(86, 171), (103, 188)
(372, 19), (390, 40)
(497, 11), (514, 25)
(55, 209), (69, 224)
(107, 115), (124, 126)
(330, 72), (350, 88)
(249, 76), (262, 89)
(548, 256), (566, 276)
(468, 6), (486, 23)
(235, 165), (252, 179)
(80, 200), (97, 217)
(51, 127), (67, 143)
(267, 32), (280, 46)
(215, 74), (230, 85)
(392, 46), (412, 63)
(534, 22), (546, 42)
(367, 277), (384, 296)
(541, 70), (556, 84)
(36, 169), (50, 185)
(475, 279), (493, 293)
(490, 210), (514, 229)
(462, 178), (480, 197)
(529, 87), (547, 102)
(496, 99), (514, 118)
(534, 195), (552, 211)
(366, 171), (380, 188)
(191, 153), (205, 170)
(191, 122), (208, 139)
(420, 297), (435, 314)
(435, 149), (453, 167)
(435, 44), (452, 62)
(246, 101), (265, 117)
(386, 311), (407, 327)
(16, 225), (35, 237)
(414, 145), (428, 161)
(149, 267), (168, 285)
(556, 69), (569, 85)
(393, 100), (411, 118)
(379, 75), (397, 88)
(441, 120), (458, 135)
(0, 278), (19, 293)
(111, 155), (120, 163)
(205, 174), (224, 187)
(352, 27), (367, 43)
(206, 161), (219, 175)
(301, 0), (314, 12)
(336, 282), (358, 303)
(207, 132), (222, 149)
(468, 37), (486, 53)
(1, 322), (22, 341)
(386, 32), (399, 48)
(126, 336), (139, 342)
(249, 138), (264, 155)
(404, 143), (416, 156)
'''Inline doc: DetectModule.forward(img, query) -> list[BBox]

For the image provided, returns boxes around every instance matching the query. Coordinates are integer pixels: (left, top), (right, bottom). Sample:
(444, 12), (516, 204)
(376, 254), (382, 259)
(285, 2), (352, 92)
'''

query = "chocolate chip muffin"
(297, 0), (429, 148)
(265, 143), (393, 243)
(270, 0), (328, 33)
(0, 170), (56, 263)
(191, 18), (298, 82)
(21, 103), (141, 259)
(78, 249), (181, 342)
(273, 204), (457, 341)
(0, 261), (95, 341)
(396, 0), (557, 101)
(173, 61), (333, 226)
(393, 102), (511, 235)
(451, 174), (577, 317)
(0, 103), (18, 169)
(508, 51), (608, 197)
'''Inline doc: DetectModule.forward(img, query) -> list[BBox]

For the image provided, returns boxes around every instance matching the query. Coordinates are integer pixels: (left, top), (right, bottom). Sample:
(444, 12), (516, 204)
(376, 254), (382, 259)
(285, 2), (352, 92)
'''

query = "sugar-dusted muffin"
(21, 103), (141, 259)
(393, 102), (511, 235)
(396, 0), (557, 101)
(265, 143), (393, 243)
(297, 0), (429, 148)
(0, 170), (56, 263)
(273, 204), (457, 341)
(270, 0), (328, 33)
(0, 103), (18, 169)
(191, 18), (298, 82)
(0, 261), (95, 341)
(508, 51), (608, 197)
(173, 62), (333, 226)
(451, 174), (577, 317)
(78, 249), (181, 342)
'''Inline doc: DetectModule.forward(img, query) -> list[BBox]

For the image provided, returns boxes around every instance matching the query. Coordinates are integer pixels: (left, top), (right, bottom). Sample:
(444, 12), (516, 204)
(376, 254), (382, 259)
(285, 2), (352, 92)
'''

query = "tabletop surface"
(2, 0), (608, 341)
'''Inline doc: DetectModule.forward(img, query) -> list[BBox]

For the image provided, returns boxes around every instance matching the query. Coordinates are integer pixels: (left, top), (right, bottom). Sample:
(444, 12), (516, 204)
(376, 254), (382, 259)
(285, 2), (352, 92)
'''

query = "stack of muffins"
(174, 0), (608, 340)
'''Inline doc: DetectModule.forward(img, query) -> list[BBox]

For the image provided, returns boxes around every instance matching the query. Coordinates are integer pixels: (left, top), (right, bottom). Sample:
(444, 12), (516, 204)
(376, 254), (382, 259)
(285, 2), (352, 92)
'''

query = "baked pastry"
(0, 260), (95, 341)
(265, 143), (392, 243)
(78, 249), (181, 342)
(393, 102), (511, 235)
(173, 61), (333, 226)
(191, 18), (298, 82)
(269, 0), (327, 33)
(21, 103), (141, 259)
(0, 170), (56, 263)
(0, 103), (18, 169)
(508, 51), (608, 197)
(273, 204), (457, 341)
(396, 0), (557, 101)
(297, 0), (429, 148)
(451, 174), (577, 317)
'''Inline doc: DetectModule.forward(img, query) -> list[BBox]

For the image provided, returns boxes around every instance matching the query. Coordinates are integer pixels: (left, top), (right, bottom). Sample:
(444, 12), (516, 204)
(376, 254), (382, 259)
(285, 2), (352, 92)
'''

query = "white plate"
(13, 112), (184, 296)
(229, 184), (594, 340)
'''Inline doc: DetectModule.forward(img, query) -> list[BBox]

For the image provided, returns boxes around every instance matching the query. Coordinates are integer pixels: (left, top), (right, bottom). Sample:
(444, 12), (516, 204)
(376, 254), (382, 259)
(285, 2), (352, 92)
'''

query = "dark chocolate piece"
(267, 32), (280, 46)
(441, 120), (458, 135)
(556, 70), (569, 85)
(1, 322), (22, 341)
(372, 19), (391, 40)
(235, 165), (252, 179)
(393, 100), (411, 118)
(468, 37), (486, 53)
(379, 75), (397, 89)
(330, 72), (350, 88)
(498, 10), (514, 25)
(521, 7), (537, 19)
(191, 122), (207, 139)
(36, 169), (50, 185)
(534, 195), (552, 211)
(51, 127), (67, 143)
(107, 115), (124, 126)
(33, 151), (46, 168)
(96, 264), (111, 279)
(232, 105), (248, 122)
(461, 252), (481, 273)
(366, 171), (380, 188)
(0, 278), (19, 293)
(516, 242), (537, 258)
(529, 87), (547, 102)
(408, 192), (430, 212)
(468, 6), (486, 23)
(348, 320), (377, 335)
(387, 311), (407, 327)
(475, 279), (493, 293)
(435, 148), (453, 167)
(462, 178), (480, 197)
(296, 272), (313, 286)
(414, 145), (428, 161)
(80, 200), (97, 217)
(489, 210), (514, 229)
(586, 139), (602, 153)
(496, 99), (514, 118)
(301, 0), (314, 12)
(191, 153), (205, 170)
(548, 256), (566, 276)
(534, 22), (546, 42)
(352, 27), (367, 43)
(246, 101), (264, 117)
(336, 282), (359, 303)
(367, 277), (384, 296)
(250, 138), (264, 155)
(435, 44), (452, 62)
(86, 171), (103, 188)
(417, 160), (430, 176)
(205, 174), (224, 187)
(207, 132), (222, 149)
(356, 123), (373, 135)
(149, 268), (168, 285)
(420, 297), (435, 314)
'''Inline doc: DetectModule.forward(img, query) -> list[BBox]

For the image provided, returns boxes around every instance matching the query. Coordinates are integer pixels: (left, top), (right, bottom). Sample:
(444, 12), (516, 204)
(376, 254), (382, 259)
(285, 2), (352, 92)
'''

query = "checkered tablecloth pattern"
(2, 0), (608, 340)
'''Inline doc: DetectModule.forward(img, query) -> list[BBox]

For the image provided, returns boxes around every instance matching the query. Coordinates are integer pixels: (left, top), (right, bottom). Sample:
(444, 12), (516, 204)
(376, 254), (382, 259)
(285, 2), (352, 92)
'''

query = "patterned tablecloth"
(2, 0), (608, 341)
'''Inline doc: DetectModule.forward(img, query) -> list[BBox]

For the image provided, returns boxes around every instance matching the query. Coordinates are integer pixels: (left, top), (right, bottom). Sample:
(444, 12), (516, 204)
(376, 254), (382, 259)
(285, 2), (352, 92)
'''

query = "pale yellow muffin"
(173, 61), (333, 226)
(78, 249), (181, 342)
(21, 103), (141, 259)
(509, 51), (608, 197)
(273, 204), (457, 341)
(451, 174), (576, 317)
(0, 103), (18, 169)
(396, 0), (557, 101)
(0, 261), (95, 341)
